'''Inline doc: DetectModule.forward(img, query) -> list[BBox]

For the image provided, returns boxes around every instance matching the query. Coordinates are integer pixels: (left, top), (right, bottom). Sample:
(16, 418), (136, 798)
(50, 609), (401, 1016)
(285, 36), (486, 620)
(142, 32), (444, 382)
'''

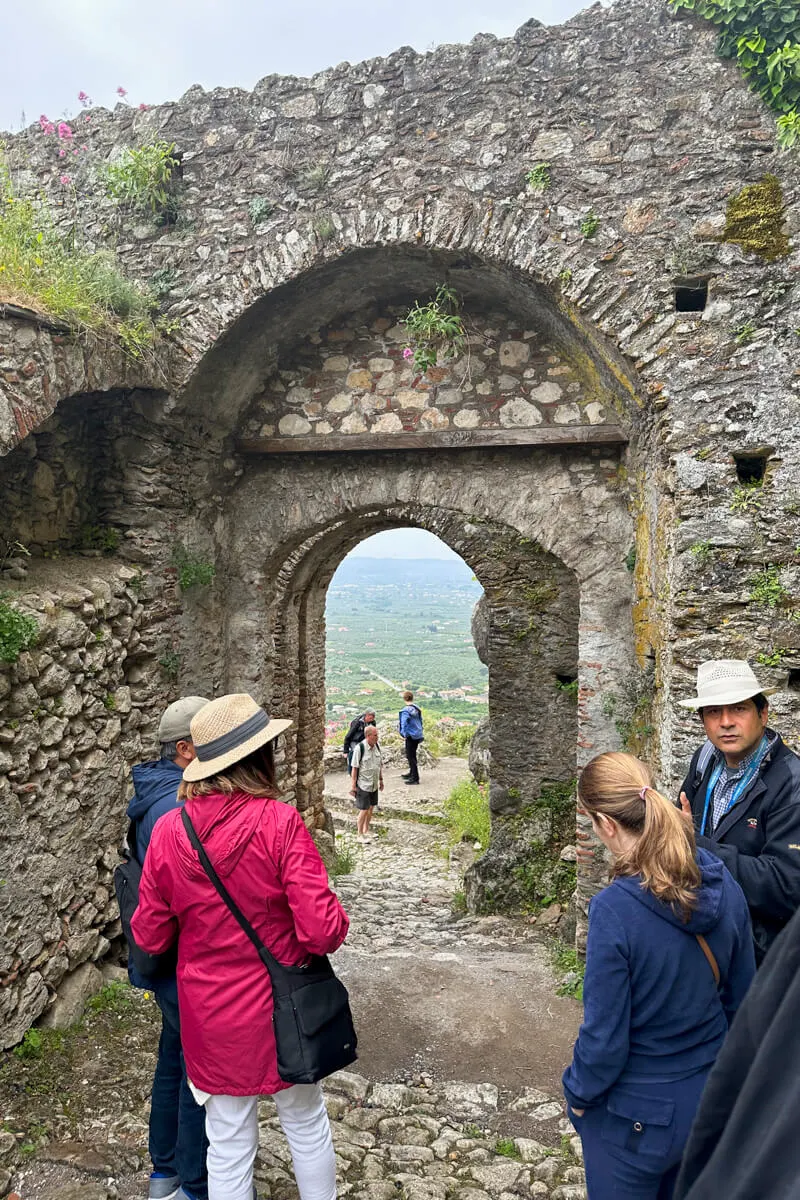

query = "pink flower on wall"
(58, 148), (66, 158)
(59, 175), (71, 185)
(138, 103), (149, 111)
(57, 122), (73, 140)
(403, 347), (413, 359)
(116, 86), (128, 97)
(39, 115), (55, 135)
(77, 91), (91, 105)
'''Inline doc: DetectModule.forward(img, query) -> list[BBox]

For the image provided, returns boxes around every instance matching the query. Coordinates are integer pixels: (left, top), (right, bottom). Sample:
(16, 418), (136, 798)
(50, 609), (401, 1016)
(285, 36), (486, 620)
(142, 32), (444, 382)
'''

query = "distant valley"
(325, 556), (487, 735)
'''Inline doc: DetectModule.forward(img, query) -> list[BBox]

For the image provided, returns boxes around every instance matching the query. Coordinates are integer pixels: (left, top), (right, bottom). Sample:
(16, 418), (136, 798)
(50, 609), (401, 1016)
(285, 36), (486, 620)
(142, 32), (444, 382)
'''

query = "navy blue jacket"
(126, 758), (185, 868)
(563, 849), (755, 1110)
(681, 732), (800, 962)
(399, 704), (423, 740)
(125, 758), (185, 988)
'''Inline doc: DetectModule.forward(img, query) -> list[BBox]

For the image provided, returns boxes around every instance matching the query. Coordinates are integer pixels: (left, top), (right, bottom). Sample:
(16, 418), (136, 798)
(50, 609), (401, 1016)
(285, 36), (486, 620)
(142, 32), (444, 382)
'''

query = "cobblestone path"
(2, 757), (586, 1199)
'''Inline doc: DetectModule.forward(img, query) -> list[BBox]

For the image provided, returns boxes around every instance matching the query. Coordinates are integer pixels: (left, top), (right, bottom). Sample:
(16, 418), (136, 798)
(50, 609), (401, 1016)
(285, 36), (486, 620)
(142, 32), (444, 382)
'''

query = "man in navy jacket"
(679, 660), (800, 964)
(127, 696), (209, 1200)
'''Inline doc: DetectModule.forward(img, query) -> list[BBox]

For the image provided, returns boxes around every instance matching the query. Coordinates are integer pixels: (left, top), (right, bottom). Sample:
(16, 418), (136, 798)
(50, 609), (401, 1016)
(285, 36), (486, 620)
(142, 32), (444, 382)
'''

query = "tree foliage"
(669, 0), (800, 147)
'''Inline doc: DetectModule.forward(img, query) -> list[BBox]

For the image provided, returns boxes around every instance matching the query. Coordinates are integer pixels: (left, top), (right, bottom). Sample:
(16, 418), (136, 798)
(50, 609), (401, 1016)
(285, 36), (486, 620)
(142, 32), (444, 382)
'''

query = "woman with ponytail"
(562, 752), (755, 1200)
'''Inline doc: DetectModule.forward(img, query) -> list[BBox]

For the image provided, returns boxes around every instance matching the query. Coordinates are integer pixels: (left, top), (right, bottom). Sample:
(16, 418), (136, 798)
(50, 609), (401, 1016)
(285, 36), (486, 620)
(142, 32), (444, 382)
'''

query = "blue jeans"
(569, 1071), (709, 1200)
(151, 976), (208, 1199)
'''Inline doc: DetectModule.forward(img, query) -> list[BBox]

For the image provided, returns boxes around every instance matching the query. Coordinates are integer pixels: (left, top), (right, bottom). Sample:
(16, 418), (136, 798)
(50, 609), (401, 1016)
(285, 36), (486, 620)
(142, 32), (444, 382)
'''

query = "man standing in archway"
(343, 708), (376, 770)
(399, 690), (424, 786)
(350, 723), (384, 841)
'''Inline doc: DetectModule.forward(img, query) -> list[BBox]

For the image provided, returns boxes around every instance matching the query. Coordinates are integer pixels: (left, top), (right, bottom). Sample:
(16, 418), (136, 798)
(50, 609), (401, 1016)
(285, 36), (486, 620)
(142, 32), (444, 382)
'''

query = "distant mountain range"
(330, 556), (481, 591)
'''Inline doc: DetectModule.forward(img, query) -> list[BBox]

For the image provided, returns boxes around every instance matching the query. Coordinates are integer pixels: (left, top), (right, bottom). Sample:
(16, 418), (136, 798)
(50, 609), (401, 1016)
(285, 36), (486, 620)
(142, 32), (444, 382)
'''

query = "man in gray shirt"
(349, 724), (384, 843)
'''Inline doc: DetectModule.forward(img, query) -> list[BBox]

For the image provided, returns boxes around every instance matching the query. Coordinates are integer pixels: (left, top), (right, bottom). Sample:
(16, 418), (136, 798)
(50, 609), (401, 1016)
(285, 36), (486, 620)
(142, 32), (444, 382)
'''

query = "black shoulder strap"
(180, 806), (281, 977)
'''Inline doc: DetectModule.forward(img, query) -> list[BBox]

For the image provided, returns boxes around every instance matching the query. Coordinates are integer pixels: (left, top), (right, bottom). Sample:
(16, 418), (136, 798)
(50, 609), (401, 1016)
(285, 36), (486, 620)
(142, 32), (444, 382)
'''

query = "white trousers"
(201, 1083), (336, 1200)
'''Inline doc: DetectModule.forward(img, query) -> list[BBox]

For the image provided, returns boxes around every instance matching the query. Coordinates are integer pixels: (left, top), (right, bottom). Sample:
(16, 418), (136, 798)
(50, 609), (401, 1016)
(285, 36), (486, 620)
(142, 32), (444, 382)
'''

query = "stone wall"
(241, 304), (613, 440)
(0, 562), (163, 1048)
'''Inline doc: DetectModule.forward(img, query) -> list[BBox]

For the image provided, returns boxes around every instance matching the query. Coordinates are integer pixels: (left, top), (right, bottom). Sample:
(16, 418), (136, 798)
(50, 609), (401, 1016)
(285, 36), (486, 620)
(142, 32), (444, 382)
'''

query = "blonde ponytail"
(579, 752), (700, 920)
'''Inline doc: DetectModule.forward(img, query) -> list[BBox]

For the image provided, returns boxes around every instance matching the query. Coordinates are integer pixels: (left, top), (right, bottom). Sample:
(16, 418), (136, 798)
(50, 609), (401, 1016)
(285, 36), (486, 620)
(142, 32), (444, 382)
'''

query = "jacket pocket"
(601, 1090), (676, 1161)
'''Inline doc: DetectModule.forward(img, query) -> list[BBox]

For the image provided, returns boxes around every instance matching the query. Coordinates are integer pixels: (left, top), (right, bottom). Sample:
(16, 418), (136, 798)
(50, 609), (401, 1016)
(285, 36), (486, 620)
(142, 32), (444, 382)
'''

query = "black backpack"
(113, 820), (177, 981)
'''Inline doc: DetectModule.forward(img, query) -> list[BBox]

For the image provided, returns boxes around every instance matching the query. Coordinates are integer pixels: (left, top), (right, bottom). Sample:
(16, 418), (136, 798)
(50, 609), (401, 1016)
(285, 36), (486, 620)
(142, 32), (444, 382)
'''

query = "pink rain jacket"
(131, 790), (349, 1095)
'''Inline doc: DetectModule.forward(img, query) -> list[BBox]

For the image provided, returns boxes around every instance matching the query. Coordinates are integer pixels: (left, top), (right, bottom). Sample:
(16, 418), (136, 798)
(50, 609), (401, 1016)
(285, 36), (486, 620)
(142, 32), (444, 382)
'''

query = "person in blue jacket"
(563, 751), (755, 1200)
(126, 695), (210, 1200)
(398, 690), (424, 785)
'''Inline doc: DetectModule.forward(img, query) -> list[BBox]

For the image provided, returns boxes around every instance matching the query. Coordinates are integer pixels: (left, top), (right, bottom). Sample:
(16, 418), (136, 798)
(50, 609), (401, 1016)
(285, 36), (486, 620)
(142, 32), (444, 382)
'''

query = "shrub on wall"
(669, 0), (800, 147)
(0, 157), (161, 350)
(0, 596), (38, 664)
(105, 141), (181, 223)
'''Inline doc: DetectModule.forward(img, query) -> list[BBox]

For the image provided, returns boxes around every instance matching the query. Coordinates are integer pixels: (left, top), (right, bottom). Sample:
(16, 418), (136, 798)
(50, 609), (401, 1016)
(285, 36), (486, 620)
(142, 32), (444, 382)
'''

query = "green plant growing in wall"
(730, 481), (764, 513)
(756, 647), (787, 666)
(248, 196), (274, 225)
(669, 1), (800, 150)
(624, 546), (637, 572)
(580, 210), (600, 238)
(525, 162), (551, 192)
(750, 566), (787, 608)
(733, 320), (756, 344)
(299, 163), (329, 193)
(555, 678), (579, 699)
(172, 545), (215, 591)
(105, 141), (181, 222)
(559, 267), (573, 286)
(312, 214), (336, 242)
(78, 524), (121, 554)
(158, 649), (182, 682)
(0, 596), (38, 664)
(403, 283), (466, 375)
(149, 267), (179, 300)
(691, 540), (714, 566)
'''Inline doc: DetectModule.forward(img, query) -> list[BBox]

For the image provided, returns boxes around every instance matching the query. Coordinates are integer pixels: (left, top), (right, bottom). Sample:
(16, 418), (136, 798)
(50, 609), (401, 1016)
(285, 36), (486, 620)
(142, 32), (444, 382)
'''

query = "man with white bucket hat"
(679, 659), (800, 963)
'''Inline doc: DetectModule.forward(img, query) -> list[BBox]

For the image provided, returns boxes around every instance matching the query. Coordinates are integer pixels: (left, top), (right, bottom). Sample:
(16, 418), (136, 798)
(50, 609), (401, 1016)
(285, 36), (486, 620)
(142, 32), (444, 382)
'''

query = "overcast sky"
(2, 0), (593, 132)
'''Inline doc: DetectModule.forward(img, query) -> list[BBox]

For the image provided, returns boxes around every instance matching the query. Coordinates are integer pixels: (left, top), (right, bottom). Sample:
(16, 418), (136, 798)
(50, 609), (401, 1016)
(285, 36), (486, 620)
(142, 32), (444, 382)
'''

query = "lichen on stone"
(723, 175), (789, 262)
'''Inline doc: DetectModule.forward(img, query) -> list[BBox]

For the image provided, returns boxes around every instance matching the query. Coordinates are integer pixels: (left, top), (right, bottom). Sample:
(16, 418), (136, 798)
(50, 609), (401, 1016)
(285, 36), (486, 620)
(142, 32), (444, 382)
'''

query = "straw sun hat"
(183, 693), (293, 782)
(679, 659), (777, 710)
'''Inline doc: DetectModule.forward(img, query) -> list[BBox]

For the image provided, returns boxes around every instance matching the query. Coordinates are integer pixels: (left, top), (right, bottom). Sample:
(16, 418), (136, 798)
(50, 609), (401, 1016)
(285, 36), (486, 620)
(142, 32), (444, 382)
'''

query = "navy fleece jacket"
(563, 849), (755, 1110)
(126, 757), (185, 866)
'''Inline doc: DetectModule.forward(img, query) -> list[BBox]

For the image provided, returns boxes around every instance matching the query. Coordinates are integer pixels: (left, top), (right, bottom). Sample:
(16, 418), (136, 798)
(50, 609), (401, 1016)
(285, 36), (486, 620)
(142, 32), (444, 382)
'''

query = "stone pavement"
(1, 757), (586, 1199)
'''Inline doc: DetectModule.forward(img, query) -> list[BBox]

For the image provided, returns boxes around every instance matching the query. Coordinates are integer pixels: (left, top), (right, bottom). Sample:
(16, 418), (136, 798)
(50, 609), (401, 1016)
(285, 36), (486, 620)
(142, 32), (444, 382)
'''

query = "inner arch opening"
(267, 506), (580, 921)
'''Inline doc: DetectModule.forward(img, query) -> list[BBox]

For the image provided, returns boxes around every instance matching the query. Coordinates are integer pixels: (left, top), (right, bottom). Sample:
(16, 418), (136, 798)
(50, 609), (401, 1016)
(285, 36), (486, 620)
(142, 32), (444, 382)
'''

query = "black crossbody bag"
(181, 807), (357, 1084)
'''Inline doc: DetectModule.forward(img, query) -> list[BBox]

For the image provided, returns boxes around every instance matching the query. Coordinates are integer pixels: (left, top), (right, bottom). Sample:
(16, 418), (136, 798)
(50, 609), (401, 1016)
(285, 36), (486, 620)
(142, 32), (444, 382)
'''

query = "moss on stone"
(723, 175), (789, 262)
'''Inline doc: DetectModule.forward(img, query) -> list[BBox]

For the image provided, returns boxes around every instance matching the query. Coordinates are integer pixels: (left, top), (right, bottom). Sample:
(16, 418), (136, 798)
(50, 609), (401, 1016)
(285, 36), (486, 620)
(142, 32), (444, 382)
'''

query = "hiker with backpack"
(398, 691), (424, 786)
(120, 695), (211, 1200)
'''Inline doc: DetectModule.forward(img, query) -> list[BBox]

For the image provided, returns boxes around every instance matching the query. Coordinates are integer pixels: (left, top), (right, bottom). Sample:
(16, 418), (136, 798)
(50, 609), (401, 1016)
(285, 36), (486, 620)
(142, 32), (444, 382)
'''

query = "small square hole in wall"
(674, 276), (709, 313)
(734, 451), (771, 485)
(788, 669), (800, 693)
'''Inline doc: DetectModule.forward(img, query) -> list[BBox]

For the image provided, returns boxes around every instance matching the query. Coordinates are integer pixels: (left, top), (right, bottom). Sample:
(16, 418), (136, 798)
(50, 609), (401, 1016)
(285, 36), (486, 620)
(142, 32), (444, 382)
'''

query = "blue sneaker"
(149, 1174), (180, 1200)
(177, 1191), (255, 1200)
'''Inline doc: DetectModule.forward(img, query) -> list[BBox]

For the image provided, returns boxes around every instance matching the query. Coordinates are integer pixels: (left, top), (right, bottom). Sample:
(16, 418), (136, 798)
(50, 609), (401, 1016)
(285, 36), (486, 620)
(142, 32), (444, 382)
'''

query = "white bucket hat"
(679, 659), (777, 710)
(183, 693), (293, 781)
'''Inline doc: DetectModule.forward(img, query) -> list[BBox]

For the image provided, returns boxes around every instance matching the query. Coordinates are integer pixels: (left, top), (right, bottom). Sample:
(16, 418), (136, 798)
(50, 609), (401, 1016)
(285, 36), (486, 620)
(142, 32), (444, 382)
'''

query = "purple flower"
(59, 174), (71, 185)
(57, 122), (73, 140)
(138, 103), (149, 111)
(403, 347), (413, 360)
(58, 148), (66, 158)
(116, 86), (127, 97)
(78, 91), (90, 105)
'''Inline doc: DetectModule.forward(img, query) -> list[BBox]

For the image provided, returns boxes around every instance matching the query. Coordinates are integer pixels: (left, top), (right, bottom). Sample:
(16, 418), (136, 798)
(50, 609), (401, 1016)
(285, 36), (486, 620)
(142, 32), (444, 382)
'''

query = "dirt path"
(1, 756), (587, 1200)
(325, 756), (581, 1103)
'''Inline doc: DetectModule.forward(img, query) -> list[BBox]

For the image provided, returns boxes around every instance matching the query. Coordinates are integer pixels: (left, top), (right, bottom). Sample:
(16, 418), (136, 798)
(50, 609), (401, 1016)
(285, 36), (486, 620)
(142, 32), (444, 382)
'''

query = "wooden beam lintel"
(236, 424), (627, 456)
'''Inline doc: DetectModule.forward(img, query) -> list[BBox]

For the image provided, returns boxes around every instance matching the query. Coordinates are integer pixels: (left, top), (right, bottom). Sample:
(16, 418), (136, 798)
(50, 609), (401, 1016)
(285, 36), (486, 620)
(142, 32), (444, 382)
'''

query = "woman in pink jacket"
(132, 694), (350, 1200)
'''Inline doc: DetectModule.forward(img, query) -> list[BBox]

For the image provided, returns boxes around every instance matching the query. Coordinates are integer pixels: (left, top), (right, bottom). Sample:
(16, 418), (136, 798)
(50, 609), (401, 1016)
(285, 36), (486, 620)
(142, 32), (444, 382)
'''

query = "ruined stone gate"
(1, 0), (799, 1046)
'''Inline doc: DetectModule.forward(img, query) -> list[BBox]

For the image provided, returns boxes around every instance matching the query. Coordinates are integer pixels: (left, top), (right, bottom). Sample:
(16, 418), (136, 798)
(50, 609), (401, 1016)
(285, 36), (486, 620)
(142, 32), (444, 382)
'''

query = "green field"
(325, 556), (487, 738)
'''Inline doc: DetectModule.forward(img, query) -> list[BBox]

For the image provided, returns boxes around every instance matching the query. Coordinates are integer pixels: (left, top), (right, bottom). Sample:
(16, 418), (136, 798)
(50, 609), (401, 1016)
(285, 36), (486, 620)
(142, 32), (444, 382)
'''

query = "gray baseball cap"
(158, 696), (210, 743)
